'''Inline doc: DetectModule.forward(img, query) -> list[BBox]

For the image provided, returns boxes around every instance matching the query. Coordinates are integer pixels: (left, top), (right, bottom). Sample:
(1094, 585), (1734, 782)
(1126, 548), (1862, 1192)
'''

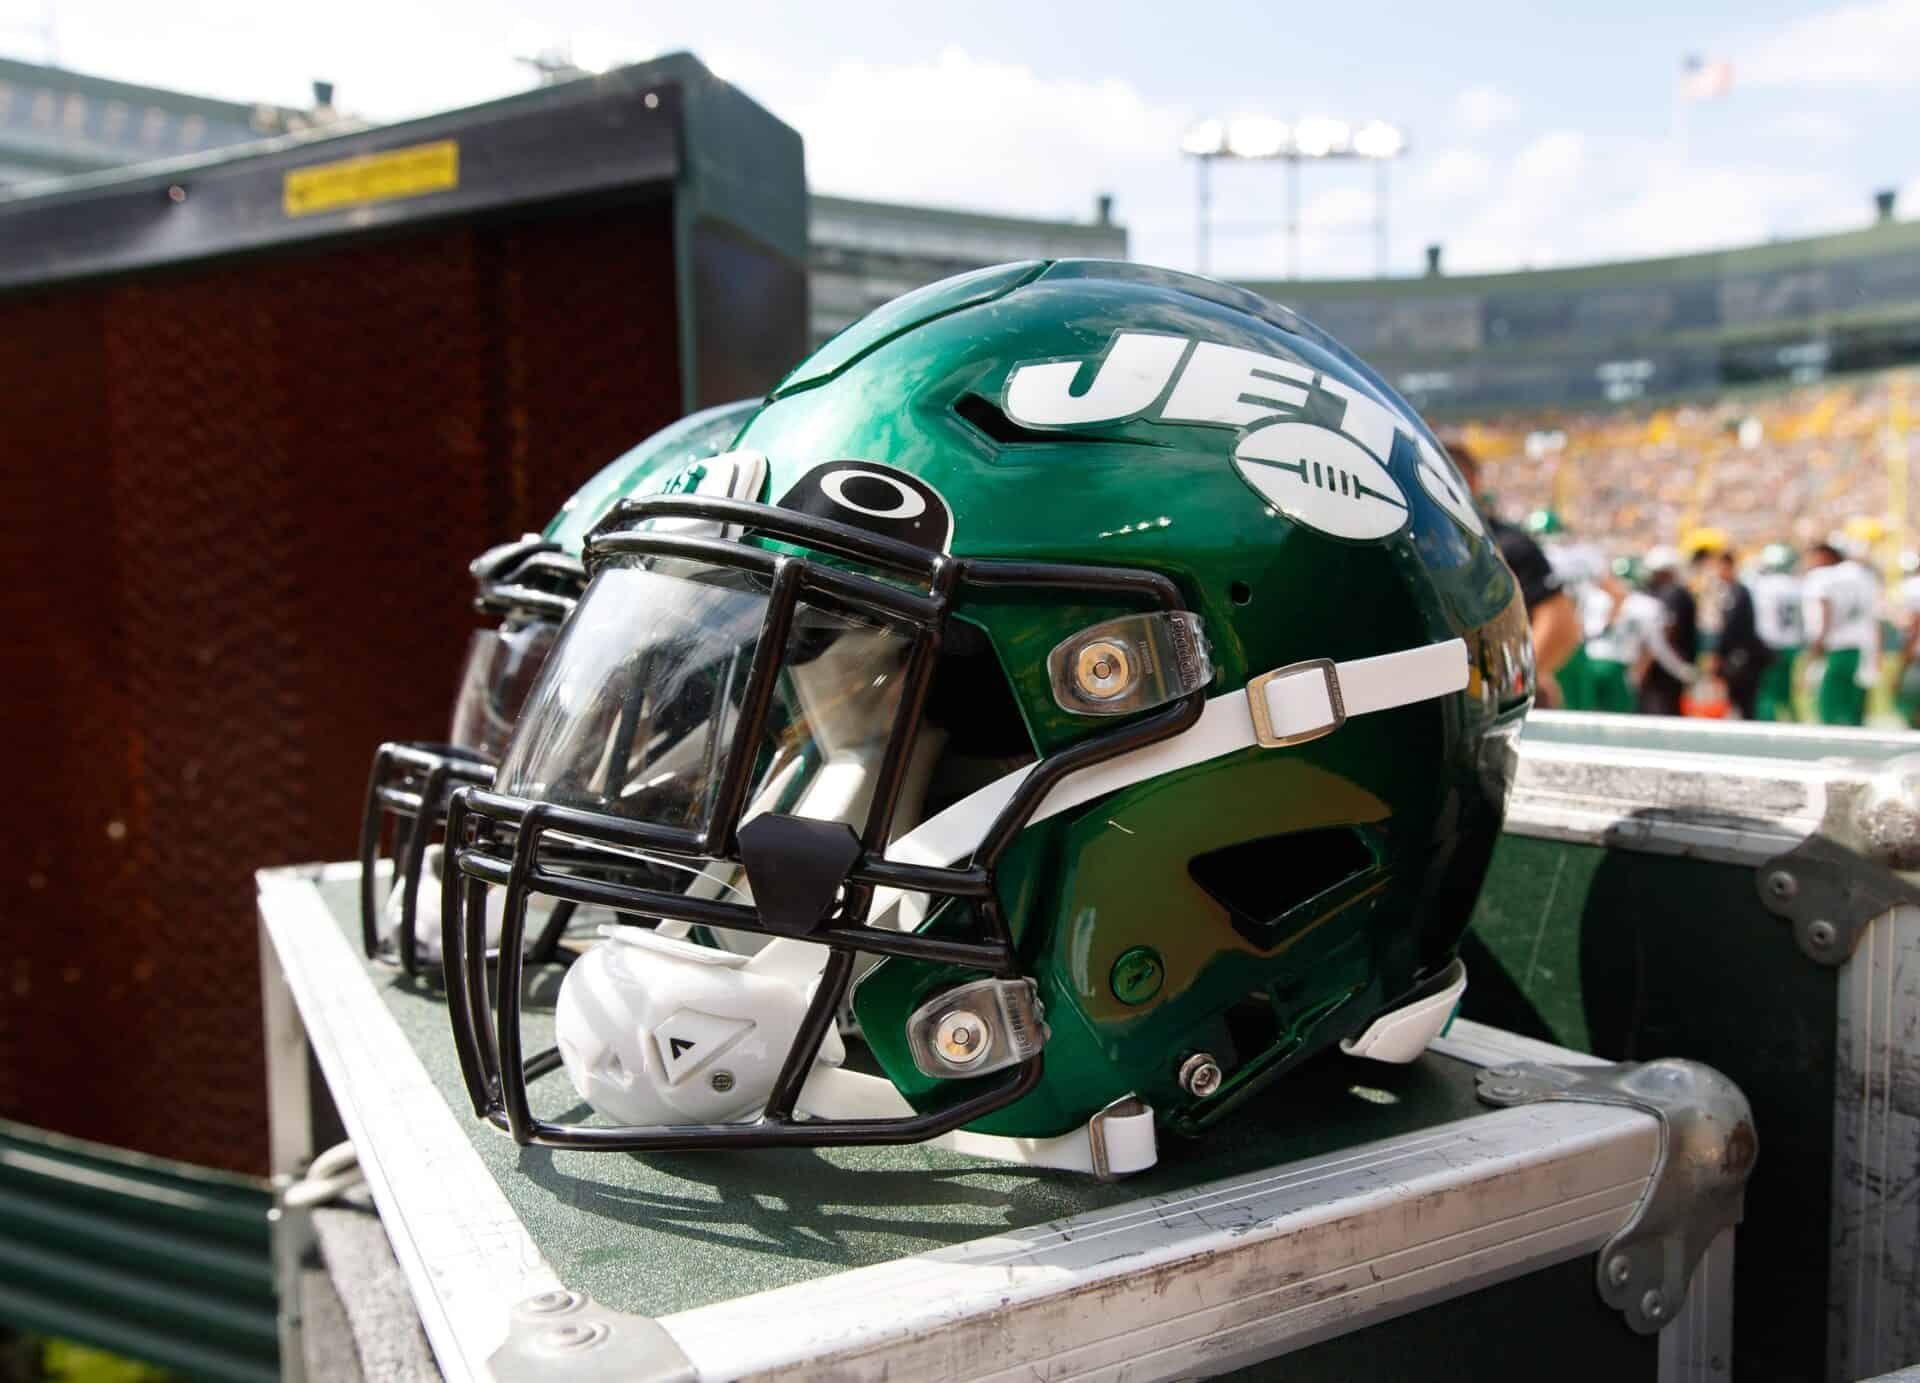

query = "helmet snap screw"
(710, 1070), (736, 1093)
(1606, 1254), (1632, 1287)
(1180, 1053), (1224, 1099)
(1074, 640), (1134, 701)
(934, 1010), (992, 1068)
(1806, 919), (1838, 949)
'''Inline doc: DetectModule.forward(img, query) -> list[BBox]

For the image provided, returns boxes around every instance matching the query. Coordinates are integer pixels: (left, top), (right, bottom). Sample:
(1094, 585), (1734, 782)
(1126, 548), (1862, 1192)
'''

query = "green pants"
(1754, 648), (1798, 722)
(1818, 648), (1868, 727)
(1897, 658), (1920, 728)
(1584, 658), (1635, 714)
(1556, 644), (1594, 711)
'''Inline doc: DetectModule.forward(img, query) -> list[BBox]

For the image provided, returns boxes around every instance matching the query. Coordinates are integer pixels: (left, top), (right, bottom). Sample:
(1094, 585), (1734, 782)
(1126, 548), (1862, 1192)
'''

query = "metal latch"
(491, 1289), (695, 1383)
(1476, 1059), (1756, 1335)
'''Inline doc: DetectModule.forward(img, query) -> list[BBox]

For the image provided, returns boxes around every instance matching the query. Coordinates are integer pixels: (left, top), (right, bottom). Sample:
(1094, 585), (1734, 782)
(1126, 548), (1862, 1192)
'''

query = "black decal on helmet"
(777, 461), (954, 553)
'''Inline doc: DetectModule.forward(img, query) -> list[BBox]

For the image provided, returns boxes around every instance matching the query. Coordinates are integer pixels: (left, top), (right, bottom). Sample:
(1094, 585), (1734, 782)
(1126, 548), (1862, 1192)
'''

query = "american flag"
(1682, 54), (1735, 101)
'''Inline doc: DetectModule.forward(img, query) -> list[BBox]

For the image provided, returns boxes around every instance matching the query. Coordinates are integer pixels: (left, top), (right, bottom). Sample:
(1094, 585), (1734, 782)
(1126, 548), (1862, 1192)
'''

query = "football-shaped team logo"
(1233, 421), (1410, 541)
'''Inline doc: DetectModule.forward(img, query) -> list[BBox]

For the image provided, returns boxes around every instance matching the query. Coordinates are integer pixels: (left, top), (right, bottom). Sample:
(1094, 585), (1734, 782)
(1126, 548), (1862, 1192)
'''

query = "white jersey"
(1803, 560), (1881, 686)
(1544, 540), (1608, 588)
(1581, 584), (1625, 661)
(1616, 590), (1663, 665)
(1899, 575), (1920, 623)
(1750, 572), (1803, 649)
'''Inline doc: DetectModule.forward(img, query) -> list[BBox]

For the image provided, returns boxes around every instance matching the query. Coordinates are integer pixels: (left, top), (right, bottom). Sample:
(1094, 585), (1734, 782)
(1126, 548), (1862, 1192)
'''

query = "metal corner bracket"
(491, 1288), (695, 1383)
(1756, 761), (1920, 966)
(1756, 834), (1920, 966)
(1476, 1059), (1756, 1336)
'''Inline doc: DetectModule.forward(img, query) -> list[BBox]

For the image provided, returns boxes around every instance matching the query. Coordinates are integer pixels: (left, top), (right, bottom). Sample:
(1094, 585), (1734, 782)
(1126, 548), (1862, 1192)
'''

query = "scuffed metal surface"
(1507, 743), (1826, 865)
(1830, 904), (1920, 1381)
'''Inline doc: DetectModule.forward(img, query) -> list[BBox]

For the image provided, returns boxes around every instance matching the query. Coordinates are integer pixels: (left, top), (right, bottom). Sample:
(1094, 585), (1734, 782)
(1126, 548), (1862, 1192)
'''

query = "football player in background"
(1580, 557), (1638, 714)
(1528, 509), (1608, 710)
(1893, 552), (1920, 728)
(1443, 440), (1581, 707)
(1801, 541), (1880, 727)
(1633, 547), (1699, 717)
(1749, 543), (1802, 722)
(1709, 548), (1771, 720)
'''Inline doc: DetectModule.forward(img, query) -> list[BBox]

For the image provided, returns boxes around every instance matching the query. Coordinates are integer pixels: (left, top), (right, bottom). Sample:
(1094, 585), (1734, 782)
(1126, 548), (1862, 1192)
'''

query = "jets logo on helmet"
(1003, 329), (1483, 542)
(1233, 421), (1409, 541)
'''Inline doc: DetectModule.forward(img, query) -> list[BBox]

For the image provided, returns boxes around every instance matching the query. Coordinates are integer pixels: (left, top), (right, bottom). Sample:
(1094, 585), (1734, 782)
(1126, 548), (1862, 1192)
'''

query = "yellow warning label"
(283, 139), (459, 219)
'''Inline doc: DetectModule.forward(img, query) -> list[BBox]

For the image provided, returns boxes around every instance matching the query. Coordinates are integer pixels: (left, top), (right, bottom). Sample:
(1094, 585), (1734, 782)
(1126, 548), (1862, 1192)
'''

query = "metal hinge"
(1757, 764), (1920, 966)
(1477, 1059), (1756, 1336)
(491, 1289), (695, 1383)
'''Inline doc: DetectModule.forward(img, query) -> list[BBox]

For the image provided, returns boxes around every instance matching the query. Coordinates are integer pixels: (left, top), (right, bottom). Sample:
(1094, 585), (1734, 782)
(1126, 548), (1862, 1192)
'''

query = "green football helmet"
(359, 398), (761, 974)
(1759, 543), (1798, 575)
(1526, 508), (1566, 537)
(1612, 555), (1644, 585)
(443, 261), (1533, 1175)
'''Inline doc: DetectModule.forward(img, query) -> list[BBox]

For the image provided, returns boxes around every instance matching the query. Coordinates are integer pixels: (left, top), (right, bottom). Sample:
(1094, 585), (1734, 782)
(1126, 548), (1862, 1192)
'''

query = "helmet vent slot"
(954, 393), (1146, 448)
(1188, 827), (1377, 937)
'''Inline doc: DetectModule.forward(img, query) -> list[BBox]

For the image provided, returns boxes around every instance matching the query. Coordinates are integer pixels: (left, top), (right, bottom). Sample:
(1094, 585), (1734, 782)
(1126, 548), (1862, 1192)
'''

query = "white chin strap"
(885, 638), (1470, 871)
(554, 637), (1469, 1177)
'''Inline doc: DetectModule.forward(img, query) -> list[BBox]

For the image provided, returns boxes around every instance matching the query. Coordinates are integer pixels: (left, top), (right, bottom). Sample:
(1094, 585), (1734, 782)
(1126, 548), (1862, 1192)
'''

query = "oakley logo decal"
(1003, 331), (1482, 540)
(778, 461), (954, 553)
(819, 468), (928, 520)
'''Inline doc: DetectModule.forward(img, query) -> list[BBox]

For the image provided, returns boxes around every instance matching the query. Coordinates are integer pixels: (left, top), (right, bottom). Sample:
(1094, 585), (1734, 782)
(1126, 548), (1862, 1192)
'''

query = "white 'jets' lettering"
(1002, 330), (1481, 538)
(1003, 332), (1189, 426)
(1162, 342), (1312, 427)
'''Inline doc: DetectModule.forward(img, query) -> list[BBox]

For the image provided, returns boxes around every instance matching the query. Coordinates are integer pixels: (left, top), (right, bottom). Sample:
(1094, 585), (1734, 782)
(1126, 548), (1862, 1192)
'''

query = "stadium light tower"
(1183, 116), (1407, 279)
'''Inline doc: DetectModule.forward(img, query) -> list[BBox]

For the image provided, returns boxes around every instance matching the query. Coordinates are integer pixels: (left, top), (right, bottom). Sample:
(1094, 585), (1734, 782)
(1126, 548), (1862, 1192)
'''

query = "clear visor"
(495, 556), (913, 838)
(448, 621), (561, 761)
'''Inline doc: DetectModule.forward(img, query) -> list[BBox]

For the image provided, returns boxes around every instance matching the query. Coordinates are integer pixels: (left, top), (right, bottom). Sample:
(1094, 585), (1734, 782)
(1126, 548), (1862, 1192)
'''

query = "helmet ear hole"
(1188, 828), (1378, 942)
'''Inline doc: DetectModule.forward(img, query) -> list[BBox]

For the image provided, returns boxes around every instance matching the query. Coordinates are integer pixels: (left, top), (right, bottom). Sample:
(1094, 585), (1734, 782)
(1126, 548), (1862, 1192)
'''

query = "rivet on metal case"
(493, 1288), (695, 1383)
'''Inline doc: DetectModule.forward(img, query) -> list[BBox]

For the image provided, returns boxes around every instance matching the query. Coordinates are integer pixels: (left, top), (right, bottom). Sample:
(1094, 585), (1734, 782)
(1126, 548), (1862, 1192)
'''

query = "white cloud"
(1738, 0), (1920, 85)
(1439, 132), (1859, 275)
(1416, 148), (1495, 202)
(1454, 83), (1517, 133)
(1761, 109), (1856, 143)
(1513, 130), (1585, 181)
(778, 47), (1187, 224)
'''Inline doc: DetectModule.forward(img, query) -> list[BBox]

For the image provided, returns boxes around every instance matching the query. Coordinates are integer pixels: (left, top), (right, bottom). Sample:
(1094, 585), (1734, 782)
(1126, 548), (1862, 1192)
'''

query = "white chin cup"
(378, 845), (554, 964)
(1340, 957), (1468, 1063)
(555, 928), (844, 1126)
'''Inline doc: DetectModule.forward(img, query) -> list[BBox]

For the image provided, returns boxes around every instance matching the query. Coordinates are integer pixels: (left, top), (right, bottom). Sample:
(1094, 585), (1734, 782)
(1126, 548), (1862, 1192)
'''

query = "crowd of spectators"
(1456, 368), (1918, 556)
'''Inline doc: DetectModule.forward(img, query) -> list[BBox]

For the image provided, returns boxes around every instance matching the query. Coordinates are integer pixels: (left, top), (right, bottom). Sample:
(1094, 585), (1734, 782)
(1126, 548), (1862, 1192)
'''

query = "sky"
(2, 0), (1917, 281)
